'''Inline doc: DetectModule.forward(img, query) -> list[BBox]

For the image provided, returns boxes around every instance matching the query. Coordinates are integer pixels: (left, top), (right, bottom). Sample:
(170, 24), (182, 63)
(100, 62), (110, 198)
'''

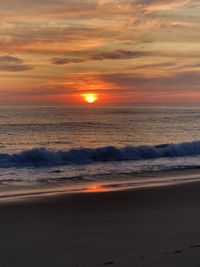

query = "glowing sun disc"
(82, 94), (98, 103)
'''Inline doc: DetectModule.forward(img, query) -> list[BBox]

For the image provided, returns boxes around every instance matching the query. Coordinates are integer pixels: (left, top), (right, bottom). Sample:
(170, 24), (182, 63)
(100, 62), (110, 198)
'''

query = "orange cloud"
(0, 0), (200, 105)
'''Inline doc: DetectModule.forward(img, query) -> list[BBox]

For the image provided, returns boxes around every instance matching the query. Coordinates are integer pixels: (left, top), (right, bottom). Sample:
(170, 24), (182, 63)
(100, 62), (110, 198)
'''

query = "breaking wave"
(1, 140), (200, 168)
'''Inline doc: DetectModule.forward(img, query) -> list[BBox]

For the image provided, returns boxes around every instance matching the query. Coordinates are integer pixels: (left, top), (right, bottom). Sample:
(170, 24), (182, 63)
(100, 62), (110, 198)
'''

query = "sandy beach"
(0, 182), (200, 266)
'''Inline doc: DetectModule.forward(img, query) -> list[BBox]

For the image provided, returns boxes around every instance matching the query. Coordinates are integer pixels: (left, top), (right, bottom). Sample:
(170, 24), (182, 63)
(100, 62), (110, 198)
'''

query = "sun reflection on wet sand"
(87, 185), (104, 192)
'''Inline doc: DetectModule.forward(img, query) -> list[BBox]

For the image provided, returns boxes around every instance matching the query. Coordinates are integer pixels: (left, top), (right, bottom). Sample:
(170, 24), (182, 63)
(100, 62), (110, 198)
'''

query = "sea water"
(1, 105), (200, 198)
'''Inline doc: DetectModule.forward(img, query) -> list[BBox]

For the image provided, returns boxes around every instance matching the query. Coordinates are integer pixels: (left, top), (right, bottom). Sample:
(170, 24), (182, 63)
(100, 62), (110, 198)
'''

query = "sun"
(82, 93), (98, 104)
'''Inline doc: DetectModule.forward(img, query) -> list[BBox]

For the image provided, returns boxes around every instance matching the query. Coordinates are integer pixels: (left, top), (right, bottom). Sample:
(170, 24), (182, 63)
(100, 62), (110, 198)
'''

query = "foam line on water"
(0, 140), (200, 168)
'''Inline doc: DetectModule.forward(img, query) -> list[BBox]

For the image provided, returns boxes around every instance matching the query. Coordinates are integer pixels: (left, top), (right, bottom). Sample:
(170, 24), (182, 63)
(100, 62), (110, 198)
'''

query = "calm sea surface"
(1, 105), (200, 198)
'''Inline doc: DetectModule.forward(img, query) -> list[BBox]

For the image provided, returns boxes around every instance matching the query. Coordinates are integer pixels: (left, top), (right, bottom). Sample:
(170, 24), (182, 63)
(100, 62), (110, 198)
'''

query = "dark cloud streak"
(51, 50), (149, 64)
(0, 55), (33, 72)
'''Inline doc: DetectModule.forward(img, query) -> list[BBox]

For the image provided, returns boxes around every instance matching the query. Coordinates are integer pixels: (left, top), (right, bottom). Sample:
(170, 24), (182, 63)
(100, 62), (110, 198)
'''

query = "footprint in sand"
(103, 261), (115, 265)
(173, 250), (183, 254)
(132, 256), (145, 260)
(164, 249), (183, 255)
(190, 244), (200, 248)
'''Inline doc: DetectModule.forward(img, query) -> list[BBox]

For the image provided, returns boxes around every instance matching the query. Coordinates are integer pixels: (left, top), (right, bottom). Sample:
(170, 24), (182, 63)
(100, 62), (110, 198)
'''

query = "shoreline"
(1, 166), (200, 203)
(1, 181), (200, 266)
(0, 168), (200, 203)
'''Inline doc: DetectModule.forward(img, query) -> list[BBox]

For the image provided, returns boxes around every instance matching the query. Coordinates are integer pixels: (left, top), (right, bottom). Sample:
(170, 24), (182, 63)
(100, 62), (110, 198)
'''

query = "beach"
(1, 0), (200, 264)
(0, 181), (200, 266)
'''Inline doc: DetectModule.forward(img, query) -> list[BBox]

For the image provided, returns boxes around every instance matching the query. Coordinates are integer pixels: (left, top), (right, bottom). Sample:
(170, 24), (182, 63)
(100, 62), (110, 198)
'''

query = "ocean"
(1, 105), (200, 199)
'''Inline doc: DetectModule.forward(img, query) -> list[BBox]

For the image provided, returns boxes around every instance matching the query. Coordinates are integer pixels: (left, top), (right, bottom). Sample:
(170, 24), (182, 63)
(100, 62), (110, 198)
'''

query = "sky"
(1, 0), (200, 105)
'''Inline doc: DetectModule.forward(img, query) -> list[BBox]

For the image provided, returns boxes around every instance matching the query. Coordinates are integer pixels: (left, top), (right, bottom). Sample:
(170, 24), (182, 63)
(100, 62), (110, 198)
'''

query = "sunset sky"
(1, 0), (200, 105)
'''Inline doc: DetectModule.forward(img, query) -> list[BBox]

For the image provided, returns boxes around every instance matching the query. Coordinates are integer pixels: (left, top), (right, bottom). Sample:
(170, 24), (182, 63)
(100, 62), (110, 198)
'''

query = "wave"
(1, 140), (200, 168)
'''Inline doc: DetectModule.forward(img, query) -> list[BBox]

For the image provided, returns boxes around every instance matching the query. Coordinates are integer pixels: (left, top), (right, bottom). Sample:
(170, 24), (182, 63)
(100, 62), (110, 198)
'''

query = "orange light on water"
(88, 185), (103, 192)
(82, 93), (98, 104)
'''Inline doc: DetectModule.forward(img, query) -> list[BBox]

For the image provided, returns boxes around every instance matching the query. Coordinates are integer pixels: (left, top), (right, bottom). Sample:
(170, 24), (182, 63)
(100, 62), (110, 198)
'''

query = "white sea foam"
(0, 140), (200, 168)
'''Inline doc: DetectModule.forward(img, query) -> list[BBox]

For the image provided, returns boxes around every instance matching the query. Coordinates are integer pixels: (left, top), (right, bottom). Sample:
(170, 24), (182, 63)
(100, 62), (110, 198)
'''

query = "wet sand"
(1, 182), (200, 266)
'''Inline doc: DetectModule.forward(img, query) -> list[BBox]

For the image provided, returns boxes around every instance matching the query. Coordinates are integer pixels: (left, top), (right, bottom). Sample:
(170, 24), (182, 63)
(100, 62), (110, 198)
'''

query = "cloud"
(0, 22), (116, 53)
(0, 0), (99, 20)
(0, 55), (22, 64)
(0, 0), (190, 23)
(0, 0), (196, 55)
(0, 0), (199, 104)
(0, 55), (33, 72)
(51, 50), (149, 64)
(89, 50), (148, 60)
(135, 0), (190, 12)
(99, 69), (200, 94)
(51, 58), (87, 65)
(16, 69), (200, 101)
